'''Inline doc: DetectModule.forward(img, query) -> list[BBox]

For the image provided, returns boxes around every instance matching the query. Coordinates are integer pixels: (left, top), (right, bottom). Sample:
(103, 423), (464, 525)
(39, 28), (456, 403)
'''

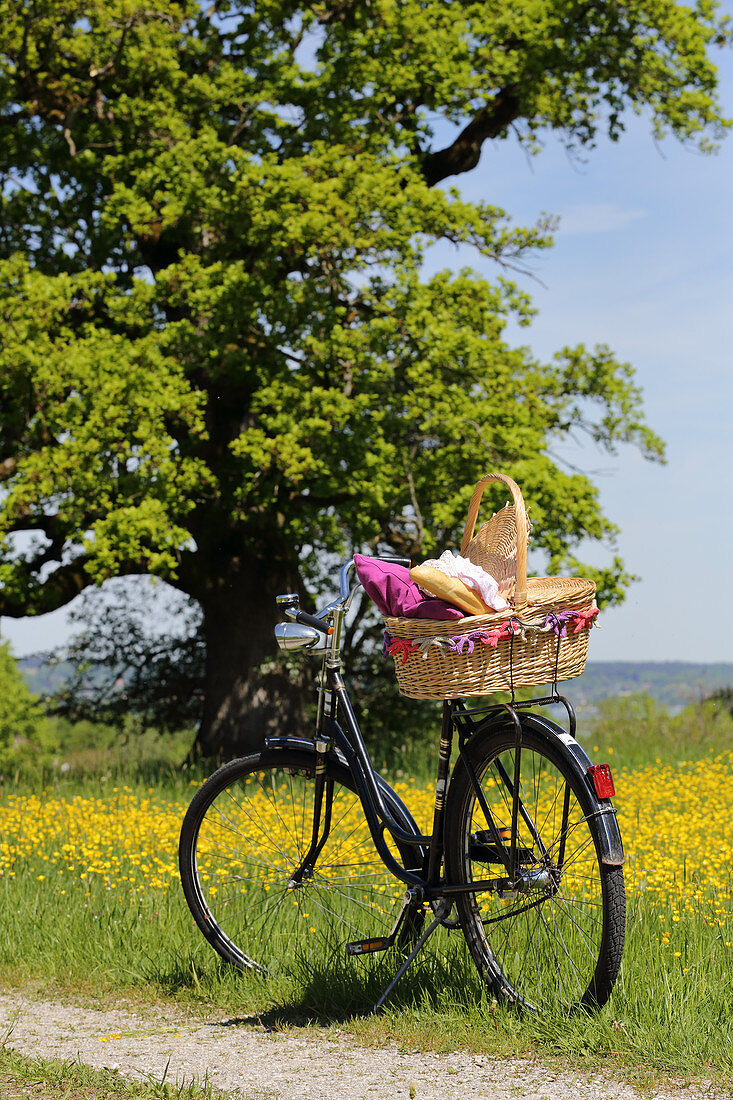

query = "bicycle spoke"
(180, 752), (421, 978)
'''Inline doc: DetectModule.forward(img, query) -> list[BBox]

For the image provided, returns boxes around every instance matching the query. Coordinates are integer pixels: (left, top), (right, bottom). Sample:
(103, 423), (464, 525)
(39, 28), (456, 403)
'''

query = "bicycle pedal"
(346, 936), (393, 957)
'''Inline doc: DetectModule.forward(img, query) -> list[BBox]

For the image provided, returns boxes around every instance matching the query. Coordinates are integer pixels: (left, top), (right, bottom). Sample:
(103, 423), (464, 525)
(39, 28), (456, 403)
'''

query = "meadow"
(2, 693), (733, 1090)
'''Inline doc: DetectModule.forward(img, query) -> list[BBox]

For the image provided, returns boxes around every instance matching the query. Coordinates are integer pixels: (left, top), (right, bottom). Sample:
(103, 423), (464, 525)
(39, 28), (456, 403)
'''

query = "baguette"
(409, 565), (487, 617)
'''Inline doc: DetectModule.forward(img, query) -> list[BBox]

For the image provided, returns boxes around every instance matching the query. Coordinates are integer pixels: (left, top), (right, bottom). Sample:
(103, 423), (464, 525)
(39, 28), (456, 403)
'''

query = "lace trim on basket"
(383, 608), (599, 665)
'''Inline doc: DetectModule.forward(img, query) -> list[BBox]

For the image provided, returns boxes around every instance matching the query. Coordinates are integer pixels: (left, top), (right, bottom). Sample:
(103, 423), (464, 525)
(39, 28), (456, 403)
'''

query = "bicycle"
(179, 557), (626, 1014)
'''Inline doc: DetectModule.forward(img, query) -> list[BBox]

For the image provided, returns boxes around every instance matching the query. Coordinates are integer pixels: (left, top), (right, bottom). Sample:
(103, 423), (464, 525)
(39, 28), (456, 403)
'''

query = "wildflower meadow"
(2, 699), (733, 1081)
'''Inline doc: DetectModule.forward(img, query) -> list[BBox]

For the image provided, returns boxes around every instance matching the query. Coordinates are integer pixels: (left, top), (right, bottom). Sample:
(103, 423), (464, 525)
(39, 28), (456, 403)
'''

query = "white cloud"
(558, 202), (647, 236)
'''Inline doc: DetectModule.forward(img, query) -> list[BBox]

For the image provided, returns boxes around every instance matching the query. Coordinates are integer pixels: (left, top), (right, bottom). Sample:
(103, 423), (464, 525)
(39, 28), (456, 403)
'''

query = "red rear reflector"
(588, 764), (615, 799)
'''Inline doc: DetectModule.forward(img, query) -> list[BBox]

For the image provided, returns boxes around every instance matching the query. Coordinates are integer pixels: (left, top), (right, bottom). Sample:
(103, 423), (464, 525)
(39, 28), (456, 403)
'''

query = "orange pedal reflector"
(346, 937), (390, 957)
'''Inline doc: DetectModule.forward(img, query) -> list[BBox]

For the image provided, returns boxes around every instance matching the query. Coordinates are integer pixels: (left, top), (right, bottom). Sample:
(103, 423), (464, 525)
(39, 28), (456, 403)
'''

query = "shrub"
(0, 641), (53, 772)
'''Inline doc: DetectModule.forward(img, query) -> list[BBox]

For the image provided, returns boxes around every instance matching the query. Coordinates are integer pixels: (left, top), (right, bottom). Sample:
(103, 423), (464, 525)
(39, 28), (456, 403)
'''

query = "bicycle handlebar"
(294, 609), (331, 634)
(280, 555), (412, 629)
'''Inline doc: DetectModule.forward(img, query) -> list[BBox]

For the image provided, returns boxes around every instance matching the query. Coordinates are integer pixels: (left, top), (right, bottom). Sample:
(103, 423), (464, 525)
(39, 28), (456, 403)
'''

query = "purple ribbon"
(544, 611), (580, 637)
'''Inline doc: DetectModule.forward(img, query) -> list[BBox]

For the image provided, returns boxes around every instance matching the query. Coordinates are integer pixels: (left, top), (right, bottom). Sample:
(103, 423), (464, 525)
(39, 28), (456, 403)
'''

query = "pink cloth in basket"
(354, 555), (464, 619)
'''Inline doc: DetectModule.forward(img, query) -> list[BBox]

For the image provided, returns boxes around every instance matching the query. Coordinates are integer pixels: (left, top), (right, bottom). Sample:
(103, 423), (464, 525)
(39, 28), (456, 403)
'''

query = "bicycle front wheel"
(179, 748), (421, 975)
(444, 723), (625, 1013)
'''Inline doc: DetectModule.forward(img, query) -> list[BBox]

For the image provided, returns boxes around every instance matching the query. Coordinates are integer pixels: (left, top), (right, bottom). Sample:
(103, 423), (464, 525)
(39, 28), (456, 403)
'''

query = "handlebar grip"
(294, 610), (330, 634)
(377, 556), (411, 567)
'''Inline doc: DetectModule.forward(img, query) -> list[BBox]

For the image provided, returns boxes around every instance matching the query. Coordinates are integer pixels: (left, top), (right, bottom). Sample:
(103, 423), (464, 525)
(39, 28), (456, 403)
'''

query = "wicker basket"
(383, 472), (598, 700)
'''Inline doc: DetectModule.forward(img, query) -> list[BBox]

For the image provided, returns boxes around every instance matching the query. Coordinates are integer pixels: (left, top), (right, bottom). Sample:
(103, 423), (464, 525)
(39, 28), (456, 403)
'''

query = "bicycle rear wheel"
(444, 722), (625, 1013)
(179, 747), (422, 974)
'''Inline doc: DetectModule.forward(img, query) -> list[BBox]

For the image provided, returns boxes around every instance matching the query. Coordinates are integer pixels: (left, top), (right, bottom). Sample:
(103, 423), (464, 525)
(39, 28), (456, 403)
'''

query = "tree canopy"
(0, 0), (729, 753)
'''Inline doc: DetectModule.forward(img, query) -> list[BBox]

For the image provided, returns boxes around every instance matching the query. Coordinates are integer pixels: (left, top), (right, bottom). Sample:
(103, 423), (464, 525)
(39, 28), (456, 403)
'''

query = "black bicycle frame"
(313, 665), (528, 901)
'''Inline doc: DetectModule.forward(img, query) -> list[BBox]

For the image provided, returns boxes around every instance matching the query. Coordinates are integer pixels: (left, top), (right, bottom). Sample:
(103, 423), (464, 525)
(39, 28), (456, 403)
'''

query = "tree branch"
(2, 511), (68, 542)
(0, 457), (17, 482)
(0, 110), (28, 127)
(0, 559), (92, 617)
(421, 86), (520, 187)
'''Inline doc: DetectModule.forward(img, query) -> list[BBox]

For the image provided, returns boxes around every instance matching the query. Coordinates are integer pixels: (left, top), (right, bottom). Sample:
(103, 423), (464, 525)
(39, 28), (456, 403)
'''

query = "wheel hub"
(518, 866), (556, 892)
(287, 866), (314, 889)
(499, 865), (559, 899)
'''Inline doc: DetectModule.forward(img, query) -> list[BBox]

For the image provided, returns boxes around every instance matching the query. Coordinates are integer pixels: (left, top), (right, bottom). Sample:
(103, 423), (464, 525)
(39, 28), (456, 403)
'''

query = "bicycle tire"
(179, 747), (423, 974)
(444, 720), (625, 1013)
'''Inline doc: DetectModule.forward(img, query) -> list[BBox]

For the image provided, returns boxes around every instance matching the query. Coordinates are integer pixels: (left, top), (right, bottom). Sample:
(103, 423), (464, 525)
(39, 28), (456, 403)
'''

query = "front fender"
(265, 734), (349, 767)
(264, 734), (427, 861)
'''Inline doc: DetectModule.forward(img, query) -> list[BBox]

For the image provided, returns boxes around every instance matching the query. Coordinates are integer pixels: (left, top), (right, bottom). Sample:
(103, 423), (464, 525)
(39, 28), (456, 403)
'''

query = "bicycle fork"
(351, 702), (459, 1012)
(287, 737), (334, 888)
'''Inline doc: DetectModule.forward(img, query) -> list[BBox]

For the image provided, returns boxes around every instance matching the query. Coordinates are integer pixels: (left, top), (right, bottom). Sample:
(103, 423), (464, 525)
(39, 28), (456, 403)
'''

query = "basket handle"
(459, 473), (528, 608)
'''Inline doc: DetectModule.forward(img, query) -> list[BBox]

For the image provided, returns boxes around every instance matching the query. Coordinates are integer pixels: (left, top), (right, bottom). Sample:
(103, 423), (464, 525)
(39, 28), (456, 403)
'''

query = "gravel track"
(0, 991), (726, 1100)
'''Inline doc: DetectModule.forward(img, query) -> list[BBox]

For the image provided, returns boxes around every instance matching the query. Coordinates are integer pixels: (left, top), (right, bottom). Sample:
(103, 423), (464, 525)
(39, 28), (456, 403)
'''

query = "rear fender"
(458, 713), (625, 867)
(525, 714), (624, 866)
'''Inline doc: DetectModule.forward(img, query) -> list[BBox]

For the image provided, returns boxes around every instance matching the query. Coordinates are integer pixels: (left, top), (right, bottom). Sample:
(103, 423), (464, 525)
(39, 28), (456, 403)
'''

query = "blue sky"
(2, 38), (732, 663)
(446, 47), (733, 664)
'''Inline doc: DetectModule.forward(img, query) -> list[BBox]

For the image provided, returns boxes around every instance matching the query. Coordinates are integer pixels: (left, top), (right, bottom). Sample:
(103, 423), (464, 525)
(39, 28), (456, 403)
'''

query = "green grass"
(3, 695), (733, 1092)
(3, 710), (200, 791)
(4, 907), (732, 1089)
(578, 692), (733, 770)
(0, 1046), (228, 1099)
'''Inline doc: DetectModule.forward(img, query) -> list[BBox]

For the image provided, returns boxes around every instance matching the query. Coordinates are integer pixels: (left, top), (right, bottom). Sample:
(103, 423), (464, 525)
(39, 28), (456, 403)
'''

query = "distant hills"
(552, 661), (733, 711)
(17, 655), (733, 712)
(18, 655), (79, 697)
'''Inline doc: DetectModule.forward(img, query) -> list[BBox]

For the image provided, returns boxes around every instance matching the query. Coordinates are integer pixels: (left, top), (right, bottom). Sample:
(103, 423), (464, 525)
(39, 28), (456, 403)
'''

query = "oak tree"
(0, 0), (728, 753)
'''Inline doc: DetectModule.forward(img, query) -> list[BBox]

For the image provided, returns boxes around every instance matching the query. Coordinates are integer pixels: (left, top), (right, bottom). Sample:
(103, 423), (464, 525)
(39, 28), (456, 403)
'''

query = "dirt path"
(0, 991), (724, 1100)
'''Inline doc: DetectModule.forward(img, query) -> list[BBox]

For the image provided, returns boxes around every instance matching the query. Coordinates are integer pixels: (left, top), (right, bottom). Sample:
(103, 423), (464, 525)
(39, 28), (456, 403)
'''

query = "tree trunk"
(191, 565), (312, 760)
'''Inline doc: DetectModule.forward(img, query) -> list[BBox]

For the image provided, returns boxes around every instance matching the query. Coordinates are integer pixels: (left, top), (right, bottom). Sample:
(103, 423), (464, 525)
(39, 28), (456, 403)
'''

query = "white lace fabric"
(418, 551), (509, 612)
